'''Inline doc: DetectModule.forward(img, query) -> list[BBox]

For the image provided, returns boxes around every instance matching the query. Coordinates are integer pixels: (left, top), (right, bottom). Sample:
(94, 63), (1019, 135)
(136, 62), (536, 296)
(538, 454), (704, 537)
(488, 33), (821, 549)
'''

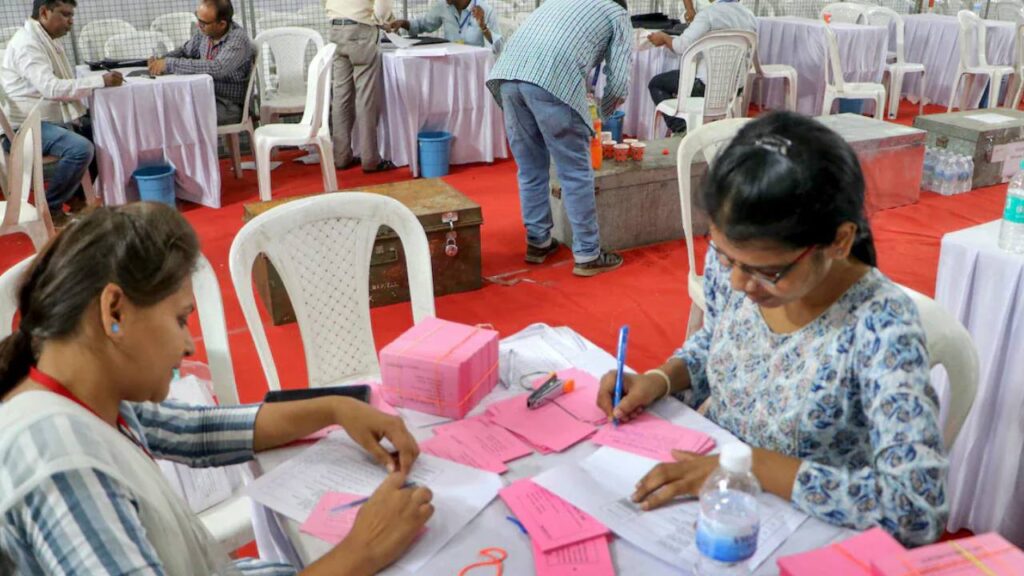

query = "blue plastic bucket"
(605, 110), (625, 142)
(132, 164), (176, 206)
(418, 131), (453, 178)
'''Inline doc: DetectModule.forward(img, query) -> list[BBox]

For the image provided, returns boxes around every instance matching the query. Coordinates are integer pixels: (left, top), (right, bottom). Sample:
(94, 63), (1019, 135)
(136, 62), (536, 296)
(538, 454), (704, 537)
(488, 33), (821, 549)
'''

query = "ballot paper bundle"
(777, 528), (905, 576)
(871, 533), (1024, 576)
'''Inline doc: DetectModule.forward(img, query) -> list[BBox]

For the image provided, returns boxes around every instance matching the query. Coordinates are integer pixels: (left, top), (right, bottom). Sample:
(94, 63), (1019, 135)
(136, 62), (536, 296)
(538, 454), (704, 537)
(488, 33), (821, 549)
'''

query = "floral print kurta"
(675, 252), (948, 545)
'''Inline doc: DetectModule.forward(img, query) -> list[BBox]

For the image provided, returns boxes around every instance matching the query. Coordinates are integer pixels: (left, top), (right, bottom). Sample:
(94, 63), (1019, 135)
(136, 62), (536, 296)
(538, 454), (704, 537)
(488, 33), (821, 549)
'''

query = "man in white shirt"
(326, 0), (396, 173)
(389, 0), (503, 54)
(0, 0), (122, 226)
(646, 0), (755, 133)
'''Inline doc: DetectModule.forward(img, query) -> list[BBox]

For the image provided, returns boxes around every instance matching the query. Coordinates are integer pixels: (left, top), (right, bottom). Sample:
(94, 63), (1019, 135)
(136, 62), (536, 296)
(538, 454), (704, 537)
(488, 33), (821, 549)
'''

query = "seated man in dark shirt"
(147, 0), (254, 125)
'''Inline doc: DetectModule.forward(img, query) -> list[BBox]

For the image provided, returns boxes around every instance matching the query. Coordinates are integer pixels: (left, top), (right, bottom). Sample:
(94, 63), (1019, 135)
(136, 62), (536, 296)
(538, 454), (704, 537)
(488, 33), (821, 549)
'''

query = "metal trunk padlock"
(445, 230), (459, 257)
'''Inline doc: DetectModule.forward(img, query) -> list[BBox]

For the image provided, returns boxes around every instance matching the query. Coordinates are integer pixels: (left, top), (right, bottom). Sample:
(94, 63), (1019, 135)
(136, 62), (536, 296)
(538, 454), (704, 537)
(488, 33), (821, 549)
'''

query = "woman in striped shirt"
(0, 203), (431, 575)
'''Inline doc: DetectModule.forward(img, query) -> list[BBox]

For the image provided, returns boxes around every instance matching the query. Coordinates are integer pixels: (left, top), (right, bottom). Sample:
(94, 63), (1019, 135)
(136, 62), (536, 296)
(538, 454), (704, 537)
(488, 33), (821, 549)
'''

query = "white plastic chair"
(0, 27), (19, 49)
(822, 25), (887, 119)
(932, 0), (964, 13)
(254, 27), (325, 126)
(821, 2), (869, 23)
(103, 30), (174, 60)
(256, 11), (310, 34)
(877, 0), (915, 13)
(0, 251), (255, 550)
(740, 32), (799, 114)
(949, 10), (1016, 111)
(654, 31), (753, 136)
(778, 0), (830, 19)
(228, 193), (436, 391)
(0, 106), (54, 251)
(675, 118), (751, 336)
(867, 6), (927, 118)
(988, 0), (1024, 20)
(151, 12), (197, 48)
(254, 43), (336, 201)
(1007, 18), (1024, 107)
(217, 63), (257, 179)
(899, 286), (979, 449)
(78, 19), (135, 62)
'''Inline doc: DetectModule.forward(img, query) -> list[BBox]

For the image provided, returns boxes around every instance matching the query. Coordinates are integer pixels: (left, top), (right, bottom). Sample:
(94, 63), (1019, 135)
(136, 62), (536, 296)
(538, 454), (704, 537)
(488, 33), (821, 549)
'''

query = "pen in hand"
(612, 325), (629, 427)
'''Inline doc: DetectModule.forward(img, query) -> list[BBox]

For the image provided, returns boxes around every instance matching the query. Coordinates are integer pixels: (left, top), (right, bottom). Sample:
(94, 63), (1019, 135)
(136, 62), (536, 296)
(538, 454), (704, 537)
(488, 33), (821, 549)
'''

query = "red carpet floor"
(0, 100), (1010, 406)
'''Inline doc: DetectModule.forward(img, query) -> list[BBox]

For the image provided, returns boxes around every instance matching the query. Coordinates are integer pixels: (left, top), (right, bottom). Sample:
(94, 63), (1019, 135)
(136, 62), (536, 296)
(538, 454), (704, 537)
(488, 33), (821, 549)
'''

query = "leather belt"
(330, 18), (362, 25)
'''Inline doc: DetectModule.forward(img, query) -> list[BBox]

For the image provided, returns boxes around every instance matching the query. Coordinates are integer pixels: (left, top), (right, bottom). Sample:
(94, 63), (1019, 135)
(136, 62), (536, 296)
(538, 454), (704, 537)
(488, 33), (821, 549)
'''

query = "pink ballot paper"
(499, 479), (610, 552)
(299, 492), (364, 544)
(534, 535), (615, 576)
(485, 394), (595, 453)
(871, 532), (1024, 576)
(530, 368), (608, 425)
(591, 412), (716, 462)
(432, 415), (533, 463)
(420, 433), (508, 474)
(777, 528), (904, 576)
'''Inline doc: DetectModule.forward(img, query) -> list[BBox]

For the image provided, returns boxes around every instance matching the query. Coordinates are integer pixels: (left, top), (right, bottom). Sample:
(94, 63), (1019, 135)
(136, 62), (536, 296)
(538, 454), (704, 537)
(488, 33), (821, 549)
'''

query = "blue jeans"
(499, 81), (600, 263)
(3, 122), (95, 212)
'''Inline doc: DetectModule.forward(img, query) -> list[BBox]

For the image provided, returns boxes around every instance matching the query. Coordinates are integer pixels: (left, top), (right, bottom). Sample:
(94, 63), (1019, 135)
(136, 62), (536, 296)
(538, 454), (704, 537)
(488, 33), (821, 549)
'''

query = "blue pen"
(612, 325), (629, 427)
(506, 515), (528, 535)
(330, 481), (417, 513)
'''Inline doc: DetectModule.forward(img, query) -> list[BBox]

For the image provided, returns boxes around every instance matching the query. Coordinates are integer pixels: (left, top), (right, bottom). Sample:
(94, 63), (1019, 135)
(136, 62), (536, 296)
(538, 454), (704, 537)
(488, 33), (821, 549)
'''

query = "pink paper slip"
(591, 412), (716, 462)
(500, 479), (610, 553)
(299, 492), (364, 545)
(420, 433), (508, 474)
(432, 416), (533, 463)
(778, 527), (904, 576)
(531, 369), (608, 425)
(871, 533), (1024, 576)
(533, 535), (615, 576)
(485, 394), (595, 453)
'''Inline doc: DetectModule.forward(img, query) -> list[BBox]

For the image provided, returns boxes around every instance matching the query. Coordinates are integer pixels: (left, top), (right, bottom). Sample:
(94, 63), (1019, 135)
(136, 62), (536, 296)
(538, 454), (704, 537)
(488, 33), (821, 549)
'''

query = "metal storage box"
(913, 109), (1024, 189)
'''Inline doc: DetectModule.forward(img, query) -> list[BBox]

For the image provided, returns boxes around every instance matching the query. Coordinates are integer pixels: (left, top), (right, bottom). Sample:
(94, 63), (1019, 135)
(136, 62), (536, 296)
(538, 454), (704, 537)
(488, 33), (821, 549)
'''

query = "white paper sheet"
(533, 447), (808, 572)
(965, 112), (1017, 125)
(395, 47), (449, 58)
(245, 433), (502, 571)
(385, 32), (418, 49)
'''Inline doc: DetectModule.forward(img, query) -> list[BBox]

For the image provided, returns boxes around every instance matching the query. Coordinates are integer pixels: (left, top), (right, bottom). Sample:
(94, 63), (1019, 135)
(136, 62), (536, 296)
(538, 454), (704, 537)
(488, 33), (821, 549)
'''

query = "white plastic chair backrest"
(822, 2), (869, 23)
(677, 31), (754, 120)
(256, 12), (309, 33)
(103, 30), (174, 60)
(2, 106), (44, 230)
(254, 27), (325, 102)
(990, 0), (1024, 21)
(823, 24), (849, 91)
(866, 6), (906, 62)
(0, 253), (241, 406)
(299, 43), (336, 139)
(0, 85), (14, 143)
(228, 193), (436, 391)
(79, 19), (135, 62)
(0, 256), (32, 337)
(150, 12), (197, 48)
(958, 9), (990, 67)
(899, 286), (979, 449)
(675, 118), (752, 309)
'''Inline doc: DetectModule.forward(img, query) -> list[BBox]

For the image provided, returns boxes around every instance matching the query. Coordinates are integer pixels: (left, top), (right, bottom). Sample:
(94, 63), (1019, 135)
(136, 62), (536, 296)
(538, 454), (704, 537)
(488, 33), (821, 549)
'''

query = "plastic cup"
(614, 143), (630, 162)
(601, 131), (613, 142)
(623, 138), (639, 146)
(630, 142), (647, 161)
(603, 140), (617, 159)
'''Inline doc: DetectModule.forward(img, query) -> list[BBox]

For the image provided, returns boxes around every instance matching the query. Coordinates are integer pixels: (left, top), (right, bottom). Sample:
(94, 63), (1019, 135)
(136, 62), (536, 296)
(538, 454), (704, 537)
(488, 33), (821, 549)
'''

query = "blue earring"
(112, 323), (120, 334)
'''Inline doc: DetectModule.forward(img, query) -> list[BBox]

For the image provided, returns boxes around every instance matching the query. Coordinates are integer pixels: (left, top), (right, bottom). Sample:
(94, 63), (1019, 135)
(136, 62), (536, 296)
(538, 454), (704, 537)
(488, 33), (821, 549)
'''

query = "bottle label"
(696, 516), (759, 563)
(1006, 196), (1024, 224)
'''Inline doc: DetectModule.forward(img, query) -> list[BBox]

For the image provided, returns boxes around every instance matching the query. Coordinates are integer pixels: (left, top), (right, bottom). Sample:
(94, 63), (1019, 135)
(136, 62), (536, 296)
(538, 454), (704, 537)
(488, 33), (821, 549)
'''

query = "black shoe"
(337, 156), (361, 170)
(363, 160), (397, 173)
(525, 239), (562, 264)
(573, 251), (623, 277)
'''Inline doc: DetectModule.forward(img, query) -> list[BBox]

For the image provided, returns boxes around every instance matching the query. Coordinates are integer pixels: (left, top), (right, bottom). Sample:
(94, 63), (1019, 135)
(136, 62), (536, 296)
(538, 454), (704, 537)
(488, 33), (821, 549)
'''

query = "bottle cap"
(719, 442), (753, 474)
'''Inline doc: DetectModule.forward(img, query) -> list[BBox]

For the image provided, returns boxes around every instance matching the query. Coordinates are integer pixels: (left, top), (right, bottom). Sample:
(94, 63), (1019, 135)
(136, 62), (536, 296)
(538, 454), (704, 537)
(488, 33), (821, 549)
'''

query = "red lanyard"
(29, 367), (154, 460)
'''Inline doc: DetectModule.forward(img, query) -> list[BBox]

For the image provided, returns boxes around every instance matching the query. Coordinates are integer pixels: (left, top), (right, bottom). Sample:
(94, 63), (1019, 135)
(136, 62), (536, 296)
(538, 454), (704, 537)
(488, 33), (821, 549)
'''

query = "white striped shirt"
(486, 0), (633, 131)
(1, 399), (295, 575)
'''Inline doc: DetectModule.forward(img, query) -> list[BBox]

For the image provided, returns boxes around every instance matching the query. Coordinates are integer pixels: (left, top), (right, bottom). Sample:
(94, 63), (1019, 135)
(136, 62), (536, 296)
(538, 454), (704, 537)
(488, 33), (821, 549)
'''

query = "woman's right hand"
(342, 473), (433, 574)
(596, 371), (667, 423)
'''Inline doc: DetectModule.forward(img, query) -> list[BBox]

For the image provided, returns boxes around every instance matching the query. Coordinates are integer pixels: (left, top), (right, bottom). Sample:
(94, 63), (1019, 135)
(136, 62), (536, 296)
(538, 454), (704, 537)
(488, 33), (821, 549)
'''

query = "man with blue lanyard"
(389, 0), (503, 53)
(646, 0), (755, 134)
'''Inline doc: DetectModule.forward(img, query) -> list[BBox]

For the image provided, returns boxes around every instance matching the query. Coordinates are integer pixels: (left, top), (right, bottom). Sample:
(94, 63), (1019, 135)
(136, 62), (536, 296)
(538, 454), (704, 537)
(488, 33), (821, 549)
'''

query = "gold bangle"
(645, 368), (672, 400)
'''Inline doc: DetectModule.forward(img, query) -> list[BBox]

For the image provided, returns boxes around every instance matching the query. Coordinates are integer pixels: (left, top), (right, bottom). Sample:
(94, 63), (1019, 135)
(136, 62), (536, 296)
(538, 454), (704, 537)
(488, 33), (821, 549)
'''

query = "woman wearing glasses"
(597, 111), (947, 546)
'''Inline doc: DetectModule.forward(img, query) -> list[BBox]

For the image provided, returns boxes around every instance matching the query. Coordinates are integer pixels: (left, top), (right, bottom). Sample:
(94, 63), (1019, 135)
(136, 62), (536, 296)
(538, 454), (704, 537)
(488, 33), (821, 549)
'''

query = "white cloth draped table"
(898, 14), (1017, 108)
(85, 70), (221, 208)
(755, 17), (889, 116)
(375, 44), (508, 177)
(934, 220), (1024, 547)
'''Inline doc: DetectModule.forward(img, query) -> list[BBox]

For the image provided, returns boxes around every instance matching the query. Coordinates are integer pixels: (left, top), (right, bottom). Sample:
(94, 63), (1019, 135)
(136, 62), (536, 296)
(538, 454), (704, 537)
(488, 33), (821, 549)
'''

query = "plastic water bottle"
(999, 160), (1024, 253)
(957, 156), (973, 194)
(922, 148), (935, 191)
(964, 156), (975, 193)
(695, 443), (761, 576)
(934, 153), (950, 195)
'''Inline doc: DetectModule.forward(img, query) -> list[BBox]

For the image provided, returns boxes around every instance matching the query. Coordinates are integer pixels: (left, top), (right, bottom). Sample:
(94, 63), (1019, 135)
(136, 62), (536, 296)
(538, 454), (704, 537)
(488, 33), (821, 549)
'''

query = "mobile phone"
(263, 384), (372, 404)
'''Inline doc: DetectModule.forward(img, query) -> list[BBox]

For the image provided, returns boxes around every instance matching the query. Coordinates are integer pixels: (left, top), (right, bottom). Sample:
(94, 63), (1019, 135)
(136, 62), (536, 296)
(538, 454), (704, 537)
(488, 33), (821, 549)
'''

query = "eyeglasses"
(709, 241), (816, 286)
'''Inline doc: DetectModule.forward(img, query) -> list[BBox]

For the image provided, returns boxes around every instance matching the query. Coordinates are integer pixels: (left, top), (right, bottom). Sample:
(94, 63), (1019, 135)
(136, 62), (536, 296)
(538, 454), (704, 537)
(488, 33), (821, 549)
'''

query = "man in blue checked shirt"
(389, 0), (503, 53)
(487, 0), (632, 277)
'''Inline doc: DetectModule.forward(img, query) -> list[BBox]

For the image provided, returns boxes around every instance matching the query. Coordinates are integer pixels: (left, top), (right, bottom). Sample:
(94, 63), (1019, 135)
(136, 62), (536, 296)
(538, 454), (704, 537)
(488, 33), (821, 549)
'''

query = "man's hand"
(389, 19), (411, 31)
(472, 6), (487, 28)
(102, 71), (124, 87)
(647, 31), (673, 48)
(147, 57), (167, 76)
(685, 8), (697, 22)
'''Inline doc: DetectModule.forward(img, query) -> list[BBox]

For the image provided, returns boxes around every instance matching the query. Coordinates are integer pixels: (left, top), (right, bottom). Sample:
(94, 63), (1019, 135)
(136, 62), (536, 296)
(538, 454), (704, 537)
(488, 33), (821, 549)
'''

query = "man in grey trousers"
(326, 0), (396, 172)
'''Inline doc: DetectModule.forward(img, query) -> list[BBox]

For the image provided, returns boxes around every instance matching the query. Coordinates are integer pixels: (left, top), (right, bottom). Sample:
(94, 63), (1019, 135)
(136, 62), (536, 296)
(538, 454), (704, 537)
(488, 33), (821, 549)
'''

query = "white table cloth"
(755, 18), (889, 116)
(255, 329), (858, 575)
(935, 220), (1024, 547)
(596, 43), (680, 141)
(898, 14), (1017, 108)
(82, 68), (222, 208)
(375, 44), (507, 177)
